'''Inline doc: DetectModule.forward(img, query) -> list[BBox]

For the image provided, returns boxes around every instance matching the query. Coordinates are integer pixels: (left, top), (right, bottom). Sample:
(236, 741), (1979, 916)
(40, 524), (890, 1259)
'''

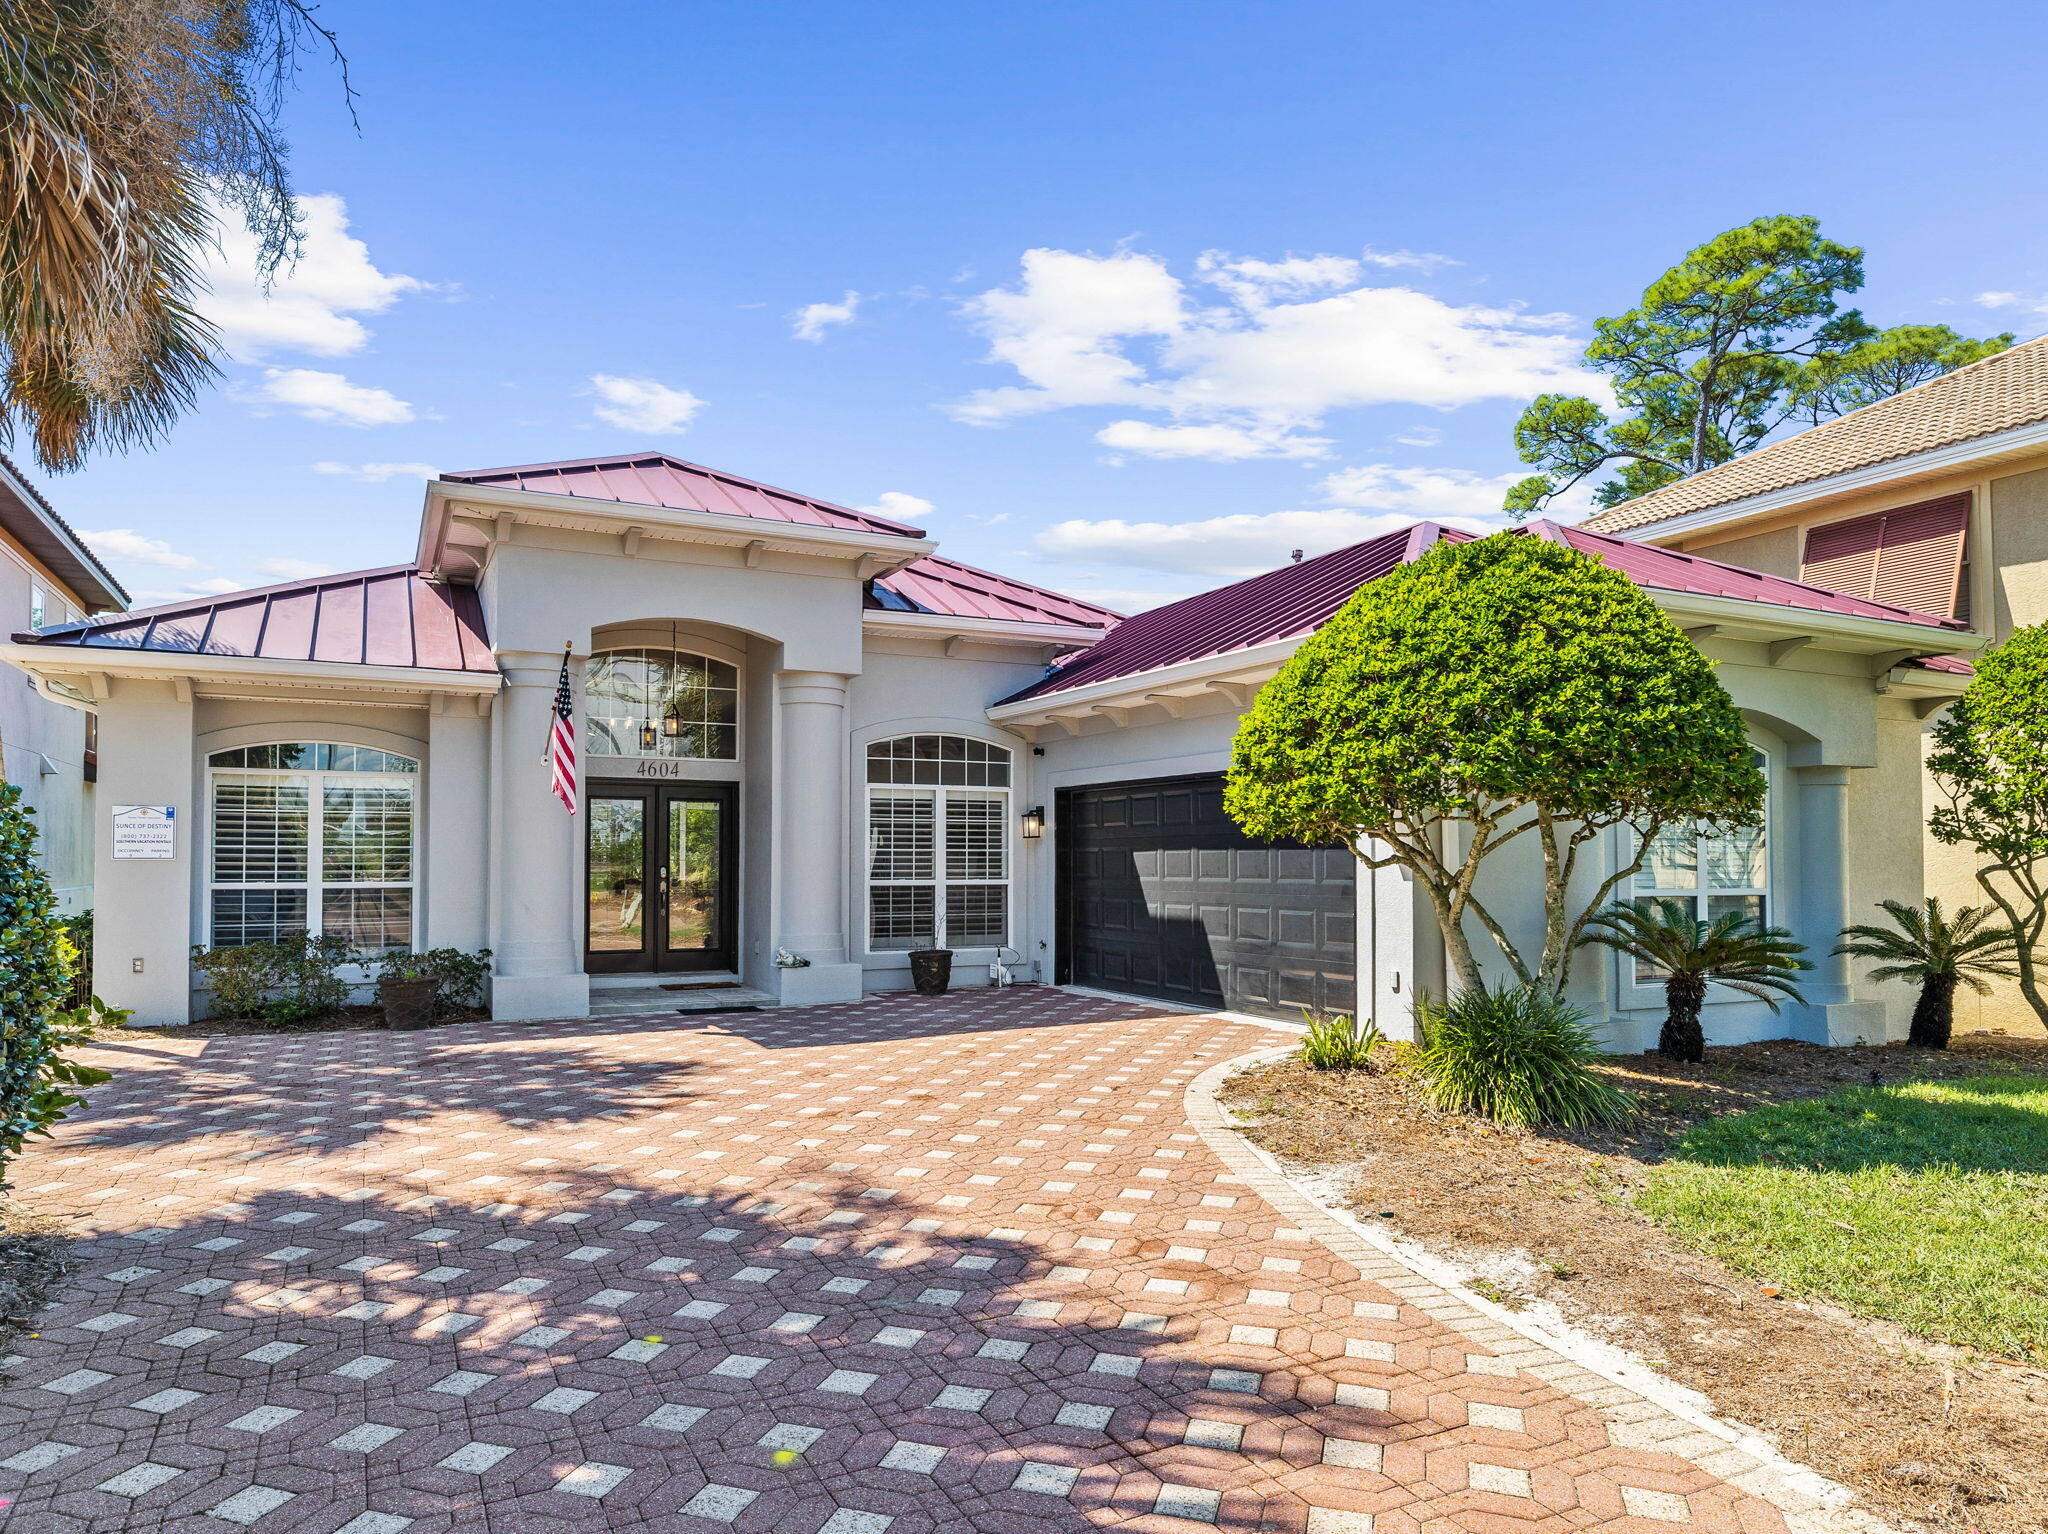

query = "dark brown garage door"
(1054, 773), (1354, 1019)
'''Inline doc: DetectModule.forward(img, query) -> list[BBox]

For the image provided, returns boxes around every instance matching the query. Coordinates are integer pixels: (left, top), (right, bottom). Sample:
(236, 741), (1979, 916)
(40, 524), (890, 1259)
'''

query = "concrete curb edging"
(1183, 1046), (1898, 1534)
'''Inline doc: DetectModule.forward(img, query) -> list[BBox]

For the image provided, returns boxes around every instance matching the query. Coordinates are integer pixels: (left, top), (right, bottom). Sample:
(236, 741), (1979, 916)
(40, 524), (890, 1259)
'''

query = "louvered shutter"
(1801, 493), (1970, 618)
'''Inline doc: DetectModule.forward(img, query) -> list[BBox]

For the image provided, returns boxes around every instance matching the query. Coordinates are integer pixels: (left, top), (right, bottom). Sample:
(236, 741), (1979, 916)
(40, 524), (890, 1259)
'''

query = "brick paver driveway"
(0, 990), (1792, 1533)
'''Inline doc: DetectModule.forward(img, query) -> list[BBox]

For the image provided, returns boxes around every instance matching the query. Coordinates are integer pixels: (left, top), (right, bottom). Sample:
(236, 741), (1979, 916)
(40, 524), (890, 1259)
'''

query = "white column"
(1792, 764), (1883, 1043)
(423, 697), (490, 953)
(772, 669), (863, 1004)
(487, 654), (588, 1021)
(92, 681), (194, 1024)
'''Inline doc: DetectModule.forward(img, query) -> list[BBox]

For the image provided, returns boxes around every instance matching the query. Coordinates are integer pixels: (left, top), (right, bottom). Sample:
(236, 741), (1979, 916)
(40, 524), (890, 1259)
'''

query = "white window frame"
(205, 745), (419, 951)
(584, 646), (741, 762)
(1623, 747), (1771, 996)
(864, 735), (1013, 954)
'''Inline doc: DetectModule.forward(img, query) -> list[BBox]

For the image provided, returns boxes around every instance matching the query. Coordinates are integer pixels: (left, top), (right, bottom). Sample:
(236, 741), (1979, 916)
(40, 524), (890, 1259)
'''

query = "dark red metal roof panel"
(868, 556), (1121, 628)
(1002, 519), (1971, 704)
(441, 453), (927, 540)
(13, 566), (499, 674)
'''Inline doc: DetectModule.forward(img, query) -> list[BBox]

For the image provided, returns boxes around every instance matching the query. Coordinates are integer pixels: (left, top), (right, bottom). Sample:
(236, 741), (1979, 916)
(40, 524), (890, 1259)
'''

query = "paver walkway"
(0, 990), (1795, 1533)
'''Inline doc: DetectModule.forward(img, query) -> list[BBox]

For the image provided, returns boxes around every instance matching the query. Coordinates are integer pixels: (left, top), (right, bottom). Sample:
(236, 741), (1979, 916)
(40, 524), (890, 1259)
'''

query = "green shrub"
(1411, 985), (1635, 1130)
(0, 782), (111, 1178)
(376, 947), (492, 1015)
(57, 909), (92, 1008)
(1299, 1011), (1386, 1070)
(190, 933), (355, 1023)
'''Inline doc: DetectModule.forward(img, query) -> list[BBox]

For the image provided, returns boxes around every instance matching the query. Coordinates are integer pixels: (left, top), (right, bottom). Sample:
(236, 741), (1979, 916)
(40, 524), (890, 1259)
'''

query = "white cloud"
(197, 193), (428, 361)
(858, 490), (934, 522)
(1392, 424), (1443, 447)
(1977, 290), (2048, 315)
(1316, 463), (1528, 520)
(244, 368), (416, 426)
(953, 247), (1598, 459)
(256, 557), (340, 581)
(1038, 507), (1432, 578)
(310, 460), (439, 482)
(587, 374), (705, 435)
(80, 528), (206, 570)
(1359, 246), (1457, 272)
(791, 291), (861, 342)
(1096, 419), (1330, 462)
(1059, 584), (1191, 613)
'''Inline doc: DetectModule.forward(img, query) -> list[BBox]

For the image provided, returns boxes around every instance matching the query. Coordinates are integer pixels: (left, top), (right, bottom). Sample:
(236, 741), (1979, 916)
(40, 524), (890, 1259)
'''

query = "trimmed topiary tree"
(0, 780), (109, 1183)
(1927, 621), (2048, 1030)
(1227, 532), (1765, 993)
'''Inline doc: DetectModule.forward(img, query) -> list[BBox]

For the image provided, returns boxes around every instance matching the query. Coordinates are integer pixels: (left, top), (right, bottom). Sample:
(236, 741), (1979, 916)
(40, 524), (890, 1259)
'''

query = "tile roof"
(1000, 519), (1968, 704)
(1581, 334), (2048, 533)
(441, 452), (927, 539)
(13, 566), (496, 673)
(869, 555), (1121, 628)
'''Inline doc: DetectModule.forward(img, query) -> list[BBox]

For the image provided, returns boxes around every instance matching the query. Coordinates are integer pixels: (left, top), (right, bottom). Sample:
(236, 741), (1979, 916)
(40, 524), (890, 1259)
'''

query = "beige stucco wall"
(1686, 524), (1800, 580)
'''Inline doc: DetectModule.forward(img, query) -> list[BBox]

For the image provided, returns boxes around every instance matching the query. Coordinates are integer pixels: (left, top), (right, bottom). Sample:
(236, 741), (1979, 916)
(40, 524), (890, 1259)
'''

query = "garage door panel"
(1057, 774), (1353, 1021)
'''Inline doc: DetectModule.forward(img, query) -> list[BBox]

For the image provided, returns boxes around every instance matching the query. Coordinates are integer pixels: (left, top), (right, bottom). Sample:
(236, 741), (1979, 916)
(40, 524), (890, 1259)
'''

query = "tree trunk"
(1907, 973), (1957, 1050)
(1660, 972), (1708, 1063)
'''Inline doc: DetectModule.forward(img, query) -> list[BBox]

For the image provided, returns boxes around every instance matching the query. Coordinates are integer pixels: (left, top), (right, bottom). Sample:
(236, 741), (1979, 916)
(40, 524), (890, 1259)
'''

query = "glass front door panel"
(668, 798), (722, 951)
(588, 796), (648, 953)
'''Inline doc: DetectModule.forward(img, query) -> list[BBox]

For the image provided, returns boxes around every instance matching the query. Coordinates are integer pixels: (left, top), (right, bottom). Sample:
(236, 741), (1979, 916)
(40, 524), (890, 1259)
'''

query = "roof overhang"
(1608, 416), (2048, 544)
(861, 609), (1107, 650)
(0, 455), (128, 612)
(418, 479), (936, 582)
(0, 642), (502, 713)
(988, 592), (1982, 732)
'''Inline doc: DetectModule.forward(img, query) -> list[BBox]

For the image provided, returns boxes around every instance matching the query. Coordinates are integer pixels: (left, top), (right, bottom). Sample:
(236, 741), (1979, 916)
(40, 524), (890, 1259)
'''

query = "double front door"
(585, 781), (737, 973)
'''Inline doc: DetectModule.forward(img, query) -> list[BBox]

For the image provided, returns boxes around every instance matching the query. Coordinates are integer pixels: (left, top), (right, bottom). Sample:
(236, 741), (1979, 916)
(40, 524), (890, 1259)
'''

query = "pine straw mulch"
(1219, 1033), (2048, 1534)
(0, 1200), (80, 1378)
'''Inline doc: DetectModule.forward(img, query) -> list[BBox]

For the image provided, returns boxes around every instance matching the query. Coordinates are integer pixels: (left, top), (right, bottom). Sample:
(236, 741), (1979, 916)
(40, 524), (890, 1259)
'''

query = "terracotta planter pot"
(908, 948), (953, 996)
(379, 976), (439, 1030)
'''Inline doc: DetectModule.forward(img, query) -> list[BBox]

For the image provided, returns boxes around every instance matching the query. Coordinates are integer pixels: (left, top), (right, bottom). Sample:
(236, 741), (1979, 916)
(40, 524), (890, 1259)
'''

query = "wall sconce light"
(1020, 806), (1045, 840)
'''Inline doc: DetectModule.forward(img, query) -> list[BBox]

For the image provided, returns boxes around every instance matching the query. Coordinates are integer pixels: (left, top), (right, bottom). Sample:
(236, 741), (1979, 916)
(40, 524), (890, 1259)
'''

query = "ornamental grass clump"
(1298, 1012), (1386, 1070)
(1411, 985), (1635, 1130)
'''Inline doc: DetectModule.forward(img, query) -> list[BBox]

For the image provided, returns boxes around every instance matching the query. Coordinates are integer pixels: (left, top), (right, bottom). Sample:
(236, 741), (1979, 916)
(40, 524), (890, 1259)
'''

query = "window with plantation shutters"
(864, 735), (1012, 951)
(1800, 493), (1970, 619)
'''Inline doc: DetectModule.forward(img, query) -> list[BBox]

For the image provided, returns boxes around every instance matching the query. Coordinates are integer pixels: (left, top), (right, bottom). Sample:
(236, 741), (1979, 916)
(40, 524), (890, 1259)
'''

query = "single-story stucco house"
(0, 452), (1984, 1046)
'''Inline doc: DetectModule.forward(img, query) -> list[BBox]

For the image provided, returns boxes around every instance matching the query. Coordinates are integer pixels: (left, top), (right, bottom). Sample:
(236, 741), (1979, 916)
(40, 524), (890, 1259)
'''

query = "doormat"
(660, 981), (741, 991)
(677, 1004), (761, 1016)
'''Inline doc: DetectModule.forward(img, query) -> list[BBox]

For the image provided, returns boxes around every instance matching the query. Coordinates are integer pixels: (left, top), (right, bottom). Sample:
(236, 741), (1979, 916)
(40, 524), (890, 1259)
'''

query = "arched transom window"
(866, 735), (1012, 951)
(586, 648), (738, 759)
(207, 743), (417, 951)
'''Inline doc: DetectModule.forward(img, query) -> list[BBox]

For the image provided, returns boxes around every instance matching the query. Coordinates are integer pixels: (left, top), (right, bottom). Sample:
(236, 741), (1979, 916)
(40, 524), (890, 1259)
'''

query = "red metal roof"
(13, 566), (496, 673)
(1003, 519), (1971, 703)
(441, 453), (927, 540)
(870, 555), (1121, 628)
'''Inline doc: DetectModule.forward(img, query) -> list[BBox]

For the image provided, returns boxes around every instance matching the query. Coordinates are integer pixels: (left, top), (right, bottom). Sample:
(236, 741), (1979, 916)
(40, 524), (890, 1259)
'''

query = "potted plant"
(375, 952), (440, 1030)
(908, 939), (953, 996)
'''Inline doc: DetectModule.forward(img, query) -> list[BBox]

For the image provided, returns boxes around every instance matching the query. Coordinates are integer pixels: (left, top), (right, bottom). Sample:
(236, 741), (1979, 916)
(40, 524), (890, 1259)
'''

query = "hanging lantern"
(662, 701), (684, 738)
(639, 720), (659, 752)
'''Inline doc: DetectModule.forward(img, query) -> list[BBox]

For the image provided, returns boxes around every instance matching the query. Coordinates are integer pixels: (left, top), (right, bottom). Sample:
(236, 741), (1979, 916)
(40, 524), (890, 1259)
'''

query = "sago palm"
(0, 0), (344, 469)
(1832, 898), (2021, 1050)
(1579, 899), (1810, 1063)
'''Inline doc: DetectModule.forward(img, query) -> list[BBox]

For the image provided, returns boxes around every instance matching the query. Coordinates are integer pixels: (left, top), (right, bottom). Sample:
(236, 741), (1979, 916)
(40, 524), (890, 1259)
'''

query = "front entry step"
(587, 984), (779, 1018)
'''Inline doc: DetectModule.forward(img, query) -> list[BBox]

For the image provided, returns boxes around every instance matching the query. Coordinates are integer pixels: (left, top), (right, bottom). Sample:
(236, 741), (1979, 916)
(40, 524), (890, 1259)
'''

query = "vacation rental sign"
(111, 804), (176, 859)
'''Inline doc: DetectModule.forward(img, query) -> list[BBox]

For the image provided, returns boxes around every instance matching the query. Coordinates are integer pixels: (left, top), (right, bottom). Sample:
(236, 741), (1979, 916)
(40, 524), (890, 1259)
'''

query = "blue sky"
(48, 0), (2048, 612)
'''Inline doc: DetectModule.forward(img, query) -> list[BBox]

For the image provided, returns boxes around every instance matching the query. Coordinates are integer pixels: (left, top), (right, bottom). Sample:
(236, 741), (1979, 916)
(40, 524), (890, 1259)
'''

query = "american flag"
(546, 645), (578, 814)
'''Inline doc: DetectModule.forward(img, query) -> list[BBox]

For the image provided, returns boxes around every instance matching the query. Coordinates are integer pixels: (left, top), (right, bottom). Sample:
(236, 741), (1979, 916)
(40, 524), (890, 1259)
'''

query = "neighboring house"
(1581, 332), (2048, 1029)
(0, 453), (128, 913)
(0, 452), (1976, 1049)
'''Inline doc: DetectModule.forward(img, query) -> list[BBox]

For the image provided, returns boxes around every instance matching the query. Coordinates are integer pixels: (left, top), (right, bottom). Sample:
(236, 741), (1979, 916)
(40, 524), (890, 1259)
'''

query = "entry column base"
(1789, 999), (1888, 1046)
(490, 972), (592, 1022)
(773, 962), (864, 1007)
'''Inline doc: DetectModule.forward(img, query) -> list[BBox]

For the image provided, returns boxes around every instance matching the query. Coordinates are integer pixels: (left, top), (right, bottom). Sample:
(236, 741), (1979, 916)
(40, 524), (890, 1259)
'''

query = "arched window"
(586, 648), (738, 759)
(865, 735), (1012, 951)
(207, 743), (418, 951)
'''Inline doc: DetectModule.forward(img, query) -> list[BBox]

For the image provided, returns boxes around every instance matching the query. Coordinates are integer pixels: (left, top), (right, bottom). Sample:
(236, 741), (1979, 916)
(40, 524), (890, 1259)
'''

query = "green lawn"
(1636, 1075), (2048, 1361)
